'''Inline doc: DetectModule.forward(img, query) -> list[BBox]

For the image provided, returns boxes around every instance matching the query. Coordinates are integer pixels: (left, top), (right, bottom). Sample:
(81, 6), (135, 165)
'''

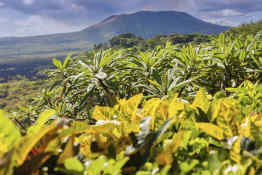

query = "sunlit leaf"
(14, 121), (60, 166)
(53, 58), (63, 70)
(64, 157), (84, 173)
(196, 122), (224, 140)
(27, 109), (56, 135)
(58, 135), (76, 164)
(0, 110), (21, 151)
(192, 89), (210, 113)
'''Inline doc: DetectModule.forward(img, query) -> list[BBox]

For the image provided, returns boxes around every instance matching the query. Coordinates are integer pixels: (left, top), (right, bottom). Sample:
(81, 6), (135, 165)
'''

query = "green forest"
(1, 21), (262, 175)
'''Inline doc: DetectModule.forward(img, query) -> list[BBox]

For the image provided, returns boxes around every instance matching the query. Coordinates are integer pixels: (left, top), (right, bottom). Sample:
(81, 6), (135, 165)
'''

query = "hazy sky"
(0, 0), (262, 37)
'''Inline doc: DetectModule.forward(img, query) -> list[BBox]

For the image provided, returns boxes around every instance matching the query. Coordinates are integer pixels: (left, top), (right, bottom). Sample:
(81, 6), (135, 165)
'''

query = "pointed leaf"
(196, 123), (224, 140)
(27, 109), (56, 135)
(53, 58), (63, 70)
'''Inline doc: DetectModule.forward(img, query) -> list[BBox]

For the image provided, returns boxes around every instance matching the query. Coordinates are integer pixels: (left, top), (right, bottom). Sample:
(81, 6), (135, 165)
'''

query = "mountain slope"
(83, 11), (229, 41)
(0, 10), (229, 63)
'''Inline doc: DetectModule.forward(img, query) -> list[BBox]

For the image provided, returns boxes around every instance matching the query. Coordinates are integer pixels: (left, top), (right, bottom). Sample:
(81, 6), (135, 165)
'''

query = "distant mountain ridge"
(0, 10), (229, 63)
(83, 11), (229, 41)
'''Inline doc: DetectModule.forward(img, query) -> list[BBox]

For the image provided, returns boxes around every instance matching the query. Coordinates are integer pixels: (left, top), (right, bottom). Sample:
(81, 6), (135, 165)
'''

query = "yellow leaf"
(27, 109), (56, 135)
(192, 89), (210, 113)
(92, 106), (115, 121)
(124, 93), (143, 122)
(142, 98), (162, 128)
(79, 135), (93, 158)
(230, 137), (241, 163)
(239, 117), (251, 138)
(254, 114), (262, 127)
(211, 98), (241, 137)
(212, 98), (237, 121)
(168, 95), (185, 119)
(196, 123), (224, 140)
(57, 135), (75, 164)
(248, 167), (255, 175)
(155, 131), (184, 167)
(14, 121), (59, 166)
(155, 152), (173, 166)
(120, 121), (140, 136)
(157, 100), (169, 121)
(60, 121), (90, 137)
(0, 141), (8, 158)
(142, 98), (161, 116)
(172, 131), (185, 153)
(93, 123), (118, 132)
(93, 94), (143, 123)
(0, 110), (21, 150)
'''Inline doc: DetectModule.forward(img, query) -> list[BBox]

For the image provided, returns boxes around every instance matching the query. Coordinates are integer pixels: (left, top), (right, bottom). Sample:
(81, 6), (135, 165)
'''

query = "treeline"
(92, 33), (211, 51)
(228, 20), (262, 36)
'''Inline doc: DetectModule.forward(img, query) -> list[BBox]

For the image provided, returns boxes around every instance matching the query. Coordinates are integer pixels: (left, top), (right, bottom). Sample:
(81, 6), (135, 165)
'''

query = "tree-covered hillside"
(228, 20), (262, 36)
(94, 33), (210, 51)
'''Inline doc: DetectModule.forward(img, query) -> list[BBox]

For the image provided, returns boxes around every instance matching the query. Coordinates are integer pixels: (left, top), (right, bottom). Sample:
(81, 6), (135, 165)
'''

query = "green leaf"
(180, 159), (199, 174)
(53, 58), (63, 70)
(64, 157), (84, 173)
(148, 80), (161, 88)
(208, 151), (221, 173)
(86, 156), (107, 174)
(153, 117), (175, 145)
(63, 54), (72, 68)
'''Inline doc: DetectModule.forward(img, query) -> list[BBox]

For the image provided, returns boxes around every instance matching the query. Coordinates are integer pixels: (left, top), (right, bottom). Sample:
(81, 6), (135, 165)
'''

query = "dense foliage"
(1, 85), (262, 175)
(40, 32), (262, 119)
(93, 33), (210, 51)
(1, 22), (262, 174)
(228, 20), (262, 36)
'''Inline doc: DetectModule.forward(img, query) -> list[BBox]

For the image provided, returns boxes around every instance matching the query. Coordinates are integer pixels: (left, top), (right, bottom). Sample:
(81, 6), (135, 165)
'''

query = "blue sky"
(0, 0), (261, 37)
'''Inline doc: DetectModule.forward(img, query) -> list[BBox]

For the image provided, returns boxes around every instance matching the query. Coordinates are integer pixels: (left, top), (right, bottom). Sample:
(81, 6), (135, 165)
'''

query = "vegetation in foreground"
(1, 84), (262, 175)
(1, 22), (262, 174)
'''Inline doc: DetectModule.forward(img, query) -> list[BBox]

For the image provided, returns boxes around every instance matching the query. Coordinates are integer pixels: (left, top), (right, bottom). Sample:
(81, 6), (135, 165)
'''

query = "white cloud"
(70, 3), (84, 11)
(0, 6), (89, 37)
(23, 0), (35, 5)
(197, 9), (261, 27)
(208, 9), (246, 17)
(14, 15), (85, 36)
(142, 0), (198, 12)
(201, 17), (238, 26)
